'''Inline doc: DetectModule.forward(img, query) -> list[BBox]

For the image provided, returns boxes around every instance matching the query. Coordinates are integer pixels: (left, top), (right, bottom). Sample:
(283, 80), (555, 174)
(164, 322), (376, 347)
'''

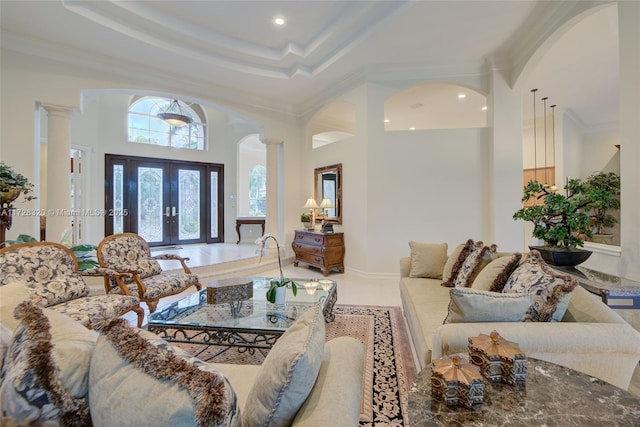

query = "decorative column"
(487, 58), (525, 251)
(41, 103), (74, 243)
(262, 138), (284, 242)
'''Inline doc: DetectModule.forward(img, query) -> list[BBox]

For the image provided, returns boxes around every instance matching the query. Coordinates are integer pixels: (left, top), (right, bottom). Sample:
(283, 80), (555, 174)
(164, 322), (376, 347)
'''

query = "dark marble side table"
(408, 356), (640, 426)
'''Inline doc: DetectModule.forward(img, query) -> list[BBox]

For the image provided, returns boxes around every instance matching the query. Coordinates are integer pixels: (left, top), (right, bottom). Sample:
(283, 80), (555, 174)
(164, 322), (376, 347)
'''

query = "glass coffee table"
(147, 277), (337, 360)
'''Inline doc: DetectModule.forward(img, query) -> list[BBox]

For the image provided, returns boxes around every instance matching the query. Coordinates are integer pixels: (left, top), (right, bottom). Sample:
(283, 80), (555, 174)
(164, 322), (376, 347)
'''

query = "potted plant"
(584, 171), (620, 245)
(0, 161), (36, 204)
(513, 179), (593, 266)
(256, 233), (297, 303)
(300, 212), (313, 230)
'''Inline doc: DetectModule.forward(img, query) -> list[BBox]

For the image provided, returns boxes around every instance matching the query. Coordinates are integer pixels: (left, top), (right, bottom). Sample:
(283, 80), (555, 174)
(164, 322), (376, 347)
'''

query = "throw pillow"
(89, 318), (241, 427)
(408, 241), (448, 279)
(453, 241), (498, 288)
(443, 288), (534, 323)
(441, 239), (474, 287)
(0, 301), (92, 426)
(503, 250), (579, 322)
(471, 253), (522, 292)
(243, 304), (326, 427)
(0, 281), (32, 330)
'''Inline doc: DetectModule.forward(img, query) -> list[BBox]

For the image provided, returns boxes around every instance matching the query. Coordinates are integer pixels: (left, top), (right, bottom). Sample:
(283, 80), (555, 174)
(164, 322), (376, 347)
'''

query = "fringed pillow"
(503, 250), (579, 322)
(452, 241), (498, 288)
(441, 239), (474, 287)
(0, 301), (93, 426)
(89, 318), (241, 427)
(471, 253), (523, 292)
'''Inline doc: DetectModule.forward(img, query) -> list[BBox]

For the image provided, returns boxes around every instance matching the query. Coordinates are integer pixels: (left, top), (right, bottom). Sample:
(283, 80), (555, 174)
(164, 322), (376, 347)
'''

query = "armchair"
(0, 241), (144, 328)
(96, 233), (202, 313)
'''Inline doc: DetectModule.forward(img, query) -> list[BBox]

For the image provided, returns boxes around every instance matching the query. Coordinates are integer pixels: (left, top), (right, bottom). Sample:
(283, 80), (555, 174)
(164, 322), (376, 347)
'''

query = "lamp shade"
(319, 198), (333, 209)
(304, 197), (318, 209)
(157, 99), (193, 127)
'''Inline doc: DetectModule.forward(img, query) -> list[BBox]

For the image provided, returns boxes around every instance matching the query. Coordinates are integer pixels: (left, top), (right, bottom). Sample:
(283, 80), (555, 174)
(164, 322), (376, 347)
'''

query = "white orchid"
(255, 233), (297, 302)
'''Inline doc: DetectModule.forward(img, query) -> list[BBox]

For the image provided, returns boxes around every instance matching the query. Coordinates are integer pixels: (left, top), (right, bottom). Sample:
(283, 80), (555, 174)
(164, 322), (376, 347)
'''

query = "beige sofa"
(0, 297), (364, 426)
(400, 254), (640, 391)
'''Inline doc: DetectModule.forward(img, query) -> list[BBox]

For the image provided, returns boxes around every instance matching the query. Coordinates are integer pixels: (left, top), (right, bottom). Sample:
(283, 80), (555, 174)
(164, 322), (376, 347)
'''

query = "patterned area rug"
(173, 304), (417, 426)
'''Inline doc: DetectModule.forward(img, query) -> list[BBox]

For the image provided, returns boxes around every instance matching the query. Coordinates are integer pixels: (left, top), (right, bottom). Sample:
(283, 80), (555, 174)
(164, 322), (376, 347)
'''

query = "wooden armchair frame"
(96, 233), (202, 313)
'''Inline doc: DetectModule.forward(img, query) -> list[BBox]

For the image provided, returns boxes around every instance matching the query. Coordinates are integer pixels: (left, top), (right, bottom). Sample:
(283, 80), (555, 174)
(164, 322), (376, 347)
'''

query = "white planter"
(275, 286), (287, 304)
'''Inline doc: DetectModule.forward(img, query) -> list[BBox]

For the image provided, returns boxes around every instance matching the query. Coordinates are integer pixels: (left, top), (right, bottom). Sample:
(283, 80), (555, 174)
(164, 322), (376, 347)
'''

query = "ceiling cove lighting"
(384, 118), (390, 123)
(482, 106), (488, 111)
(157, 99), (192, 127)
(457, 93), (466, 99)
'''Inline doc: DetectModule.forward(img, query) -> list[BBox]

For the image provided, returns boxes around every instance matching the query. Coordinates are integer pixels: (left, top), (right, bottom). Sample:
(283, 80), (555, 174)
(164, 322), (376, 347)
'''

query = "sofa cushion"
(441, 239), (473, 287)
(0, 301), (93, 426)
(503, 250), (579, 322)
(453, 242), (497, 288)
(408, 241), (448, 279)
(472, 253), (522, 292)
(243, 304), (326, 427)
(443, 287), (534, 323)
(89, 318), (241, 427)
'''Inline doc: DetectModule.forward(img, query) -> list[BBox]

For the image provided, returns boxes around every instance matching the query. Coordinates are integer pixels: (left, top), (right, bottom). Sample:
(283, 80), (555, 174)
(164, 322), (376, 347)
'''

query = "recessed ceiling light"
(481, 106), (487, 111)
(409, 126), (416, 131)
(384, 119), (390, 123)
(273, 17), (286, 26)
(458, 93), (466, 99)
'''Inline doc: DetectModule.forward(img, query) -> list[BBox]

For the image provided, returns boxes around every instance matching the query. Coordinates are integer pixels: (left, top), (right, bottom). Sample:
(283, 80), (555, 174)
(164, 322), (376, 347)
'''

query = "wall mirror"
(314, 163), (342, 224)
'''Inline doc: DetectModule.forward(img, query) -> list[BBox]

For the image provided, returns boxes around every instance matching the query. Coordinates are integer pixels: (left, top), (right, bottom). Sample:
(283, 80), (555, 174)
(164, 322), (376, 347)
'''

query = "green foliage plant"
(0, 161), (36, 202)
(300, 212), (312, 223)
(513, 179), (592, 248)
(584, 171), (620, 235)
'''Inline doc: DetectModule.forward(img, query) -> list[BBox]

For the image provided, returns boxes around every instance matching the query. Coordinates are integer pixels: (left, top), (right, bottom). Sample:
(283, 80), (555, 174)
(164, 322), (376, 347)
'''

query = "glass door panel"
(137, 166), (164, 243)
(176, 168), (202, 242)
(210, 170), (219, 240)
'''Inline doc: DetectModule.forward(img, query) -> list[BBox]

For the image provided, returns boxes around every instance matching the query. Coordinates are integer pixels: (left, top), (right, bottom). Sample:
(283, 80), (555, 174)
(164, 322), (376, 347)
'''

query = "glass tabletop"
(147, 277), (336, 332)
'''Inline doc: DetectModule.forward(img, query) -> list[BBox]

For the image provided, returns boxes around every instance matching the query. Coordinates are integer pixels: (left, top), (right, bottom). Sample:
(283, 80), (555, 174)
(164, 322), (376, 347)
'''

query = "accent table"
(235, 217), (265, 244)
(407, 355), (640, 426)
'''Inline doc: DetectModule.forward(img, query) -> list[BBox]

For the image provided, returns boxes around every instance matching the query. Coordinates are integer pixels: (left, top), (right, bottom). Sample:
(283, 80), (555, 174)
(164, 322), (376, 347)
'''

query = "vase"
(275, 286), (287, 304)
(0, 188), (20, 204)
(529, 246), (592, 267)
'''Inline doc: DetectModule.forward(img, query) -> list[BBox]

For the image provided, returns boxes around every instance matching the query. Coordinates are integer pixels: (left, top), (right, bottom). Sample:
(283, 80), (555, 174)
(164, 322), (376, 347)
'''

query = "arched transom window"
(128, 96), (206, 150)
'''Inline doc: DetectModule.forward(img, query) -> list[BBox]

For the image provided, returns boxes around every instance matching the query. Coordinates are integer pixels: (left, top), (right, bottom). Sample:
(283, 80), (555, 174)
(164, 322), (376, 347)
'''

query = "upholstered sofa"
(400, 240), (640, 391)
(0, 297), (364, 426)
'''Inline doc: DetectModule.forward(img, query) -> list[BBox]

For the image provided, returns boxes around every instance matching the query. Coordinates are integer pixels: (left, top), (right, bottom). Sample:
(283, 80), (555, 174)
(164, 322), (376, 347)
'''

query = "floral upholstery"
(48, 294), (141, 329)
(0, 242), (143, 328)
(0, 244), (90, 307)
(97, 233), (201, 312)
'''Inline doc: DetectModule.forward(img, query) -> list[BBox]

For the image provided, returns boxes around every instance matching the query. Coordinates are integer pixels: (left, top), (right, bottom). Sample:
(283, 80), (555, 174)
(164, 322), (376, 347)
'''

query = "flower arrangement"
(0, 161), (36, 203)
(255, 233), (297, 303)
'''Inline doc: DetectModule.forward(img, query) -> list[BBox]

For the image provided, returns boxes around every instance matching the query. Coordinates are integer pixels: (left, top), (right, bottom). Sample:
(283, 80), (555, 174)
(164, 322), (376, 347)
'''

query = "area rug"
(173, 304), (417, 426)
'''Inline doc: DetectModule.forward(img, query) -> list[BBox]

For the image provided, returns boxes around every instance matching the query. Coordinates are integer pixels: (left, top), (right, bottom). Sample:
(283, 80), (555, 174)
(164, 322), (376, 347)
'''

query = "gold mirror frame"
(314, 163), (342, 224)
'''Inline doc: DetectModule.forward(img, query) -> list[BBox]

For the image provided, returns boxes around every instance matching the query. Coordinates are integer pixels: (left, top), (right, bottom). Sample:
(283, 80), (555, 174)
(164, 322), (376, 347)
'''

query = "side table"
(408, 356), (640, 426)
(235, 217), (265, 244)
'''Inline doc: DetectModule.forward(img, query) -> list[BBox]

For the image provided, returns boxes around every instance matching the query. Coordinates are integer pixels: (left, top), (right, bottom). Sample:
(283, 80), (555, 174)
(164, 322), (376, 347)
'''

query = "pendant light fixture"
(157, 99), (193, 127)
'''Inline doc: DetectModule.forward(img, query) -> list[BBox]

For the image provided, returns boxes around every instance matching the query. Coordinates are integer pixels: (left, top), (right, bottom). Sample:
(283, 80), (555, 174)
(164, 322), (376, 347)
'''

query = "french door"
(105, 154), (224, 246)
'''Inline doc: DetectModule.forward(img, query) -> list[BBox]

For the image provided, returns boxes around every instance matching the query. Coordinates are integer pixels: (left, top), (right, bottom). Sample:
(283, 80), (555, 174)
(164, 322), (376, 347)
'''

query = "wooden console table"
(292, 230), (344, 276)
(235, 217), (265, 244)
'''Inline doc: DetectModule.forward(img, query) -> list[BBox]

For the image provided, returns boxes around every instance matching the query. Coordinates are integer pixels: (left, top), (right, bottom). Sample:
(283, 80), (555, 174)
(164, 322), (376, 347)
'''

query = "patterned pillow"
(471, 253), (522, 292)
(408, 241), (448, 279)
(0, 301), (93, 426)
(243, 304), (325, 426)
(443, 288), (534, 323)
(0, 245), (90, 307)
(441, 239), (474, 287)
(135, 258), (163, 279)
(503, 250), (579, 322)
(453, 241), (497, 288)
(89, 318), (241, 427)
